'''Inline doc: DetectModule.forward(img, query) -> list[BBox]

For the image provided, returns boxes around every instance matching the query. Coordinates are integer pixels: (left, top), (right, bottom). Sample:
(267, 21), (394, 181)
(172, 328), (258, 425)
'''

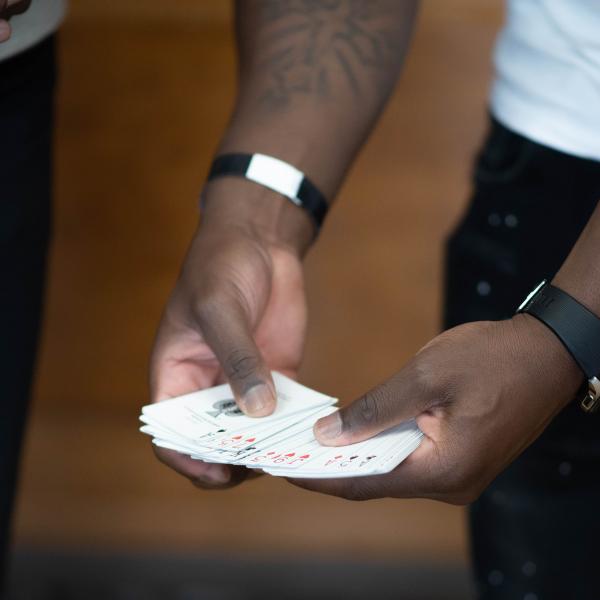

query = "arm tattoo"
(251, 0), (408, 110)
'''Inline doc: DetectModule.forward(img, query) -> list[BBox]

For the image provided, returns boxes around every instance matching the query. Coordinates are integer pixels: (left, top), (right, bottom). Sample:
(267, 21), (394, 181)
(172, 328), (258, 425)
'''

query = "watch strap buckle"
(580, 376), (600, 413)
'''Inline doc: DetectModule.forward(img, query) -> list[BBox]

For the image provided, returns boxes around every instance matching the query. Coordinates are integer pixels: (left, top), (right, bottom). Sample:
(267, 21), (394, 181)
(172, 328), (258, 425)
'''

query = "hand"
(0, 0), (31, 42)
(149, 180), (311, 489)
(293, 314), (582, 504)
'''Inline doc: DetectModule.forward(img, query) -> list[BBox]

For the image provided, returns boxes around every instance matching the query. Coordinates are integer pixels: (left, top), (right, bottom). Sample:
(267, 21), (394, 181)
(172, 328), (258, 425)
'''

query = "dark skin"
(296, 186), (600, 503)
(150, 0), (594, 503)
(151, 185), (310, 486)
(295, 314), (582, 503)
(151, 0), (418, 486)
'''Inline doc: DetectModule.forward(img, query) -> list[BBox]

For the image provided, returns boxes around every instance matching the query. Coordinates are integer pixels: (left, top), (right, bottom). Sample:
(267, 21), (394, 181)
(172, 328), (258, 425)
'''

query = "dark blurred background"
(8, 1), (503, 598)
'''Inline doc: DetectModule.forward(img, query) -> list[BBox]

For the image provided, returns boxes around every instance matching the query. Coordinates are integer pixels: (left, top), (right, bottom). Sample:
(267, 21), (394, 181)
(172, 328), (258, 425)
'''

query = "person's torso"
(491, 0), (600, 161)
(0, 0), (66, 62)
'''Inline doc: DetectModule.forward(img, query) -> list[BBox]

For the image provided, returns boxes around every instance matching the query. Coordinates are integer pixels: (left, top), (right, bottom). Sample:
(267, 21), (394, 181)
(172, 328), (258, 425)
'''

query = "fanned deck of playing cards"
(140, 372), (423, 479)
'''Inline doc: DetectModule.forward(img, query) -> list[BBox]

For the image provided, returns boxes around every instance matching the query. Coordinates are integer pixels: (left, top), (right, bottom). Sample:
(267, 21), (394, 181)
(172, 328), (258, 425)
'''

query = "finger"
(313, 365), (429, 446)
(0, 20), (10, 42)
(149, 317), (220, 404)
(192, 465), (256, 490)
(196, 297), (276, 417)
(153, 446), (234, 487)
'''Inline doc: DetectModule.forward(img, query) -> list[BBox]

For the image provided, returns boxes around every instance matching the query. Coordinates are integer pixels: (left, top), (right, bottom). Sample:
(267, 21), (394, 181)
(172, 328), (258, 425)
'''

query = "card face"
(184, 406), (336, 465)
(205, 405), (336, 453)
(366, 429), (423, 475)
(187, 371), (336, 428)
(139, 373), (424, 479)
(140, 403), (217, 441)
(152, 438), (203, 456)
(239, 434), (320, 469)
(142, 371), (335, 431)
(264, 421), (423, 479)
(265, 438), (382, 477)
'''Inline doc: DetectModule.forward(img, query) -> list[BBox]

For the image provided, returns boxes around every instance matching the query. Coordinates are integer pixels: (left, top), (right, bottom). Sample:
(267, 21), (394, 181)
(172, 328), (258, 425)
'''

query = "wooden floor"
(13, 1), (503, 565)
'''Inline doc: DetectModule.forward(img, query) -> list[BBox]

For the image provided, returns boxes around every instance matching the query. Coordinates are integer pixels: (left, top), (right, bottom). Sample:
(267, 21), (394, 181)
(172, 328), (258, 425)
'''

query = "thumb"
(0, 21), (9, 42)
(0, 0), (9, 43)
(197, 296), (276, 417)
(314, 366), (429, 446)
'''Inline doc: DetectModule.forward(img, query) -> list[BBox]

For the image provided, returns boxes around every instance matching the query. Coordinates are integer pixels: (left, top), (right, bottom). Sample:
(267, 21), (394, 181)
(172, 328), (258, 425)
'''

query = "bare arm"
(150, 1), (419, 488)
(203, 0), (420, 254)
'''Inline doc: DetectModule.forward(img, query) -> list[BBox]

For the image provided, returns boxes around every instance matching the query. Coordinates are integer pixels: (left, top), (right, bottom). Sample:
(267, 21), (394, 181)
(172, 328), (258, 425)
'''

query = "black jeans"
(0, 37), (55, 591)
(445, 118), (600, 599)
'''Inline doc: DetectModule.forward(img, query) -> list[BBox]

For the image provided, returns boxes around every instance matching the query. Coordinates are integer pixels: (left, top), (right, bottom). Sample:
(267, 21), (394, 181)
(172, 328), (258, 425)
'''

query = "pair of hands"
(149, 186), (582, 504)
(0, 0), (29, 42)
(2, 0), (579, 504)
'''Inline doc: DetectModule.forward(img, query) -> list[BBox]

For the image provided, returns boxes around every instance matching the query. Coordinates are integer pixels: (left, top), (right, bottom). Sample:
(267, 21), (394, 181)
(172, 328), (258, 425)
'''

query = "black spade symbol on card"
(207, 399), (243, 418)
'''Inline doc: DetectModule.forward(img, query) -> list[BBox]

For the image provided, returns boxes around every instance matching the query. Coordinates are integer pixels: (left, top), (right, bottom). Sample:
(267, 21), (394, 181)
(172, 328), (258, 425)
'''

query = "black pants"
(445, 118), (600, 599)
(0, 37), (55, 590)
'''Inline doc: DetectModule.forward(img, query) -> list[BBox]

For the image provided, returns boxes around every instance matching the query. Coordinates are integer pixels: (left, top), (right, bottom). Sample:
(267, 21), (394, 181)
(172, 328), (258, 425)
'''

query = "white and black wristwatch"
(206, 153), (329, 232)
(517, 280), (600, 413)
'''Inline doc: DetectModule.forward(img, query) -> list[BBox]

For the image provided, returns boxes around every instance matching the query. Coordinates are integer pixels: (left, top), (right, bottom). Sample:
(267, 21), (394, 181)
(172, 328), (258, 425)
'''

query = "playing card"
(140, 401), (217, 441)
(238, 432), (320, 469)
(263, 420), (423, 478)
(191, 406), (337, 465)
(139, 373), (424, 479)
(197, 404), (331, 452)
(184, 371), (335, 428)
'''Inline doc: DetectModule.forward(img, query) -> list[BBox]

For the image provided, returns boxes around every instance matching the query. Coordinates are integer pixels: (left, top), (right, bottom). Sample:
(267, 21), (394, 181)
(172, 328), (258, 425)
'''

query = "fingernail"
(204, 466), (230, 485)
(241, 384), (272, 416)
(314, 412), (342, 441)
(0, 22), (10, 42)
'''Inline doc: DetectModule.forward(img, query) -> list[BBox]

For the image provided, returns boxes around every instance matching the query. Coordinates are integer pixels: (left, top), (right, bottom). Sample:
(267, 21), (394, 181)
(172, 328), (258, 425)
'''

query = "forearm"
(202, 0), (419, 254)
(553, 201), (600, 314)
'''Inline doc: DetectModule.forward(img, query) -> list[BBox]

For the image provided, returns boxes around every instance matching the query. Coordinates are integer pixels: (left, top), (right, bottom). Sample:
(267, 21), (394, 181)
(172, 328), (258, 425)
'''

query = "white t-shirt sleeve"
(491, 0), (600, 161)
(0, 0), (67, 62)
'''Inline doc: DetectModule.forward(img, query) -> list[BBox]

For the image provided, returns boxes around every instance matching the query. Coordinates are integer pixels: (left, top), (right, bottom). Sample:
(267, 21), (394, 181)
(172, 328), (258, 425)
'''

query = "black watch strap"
(517, 280), (600, 381)
(207, 153), (329, 231)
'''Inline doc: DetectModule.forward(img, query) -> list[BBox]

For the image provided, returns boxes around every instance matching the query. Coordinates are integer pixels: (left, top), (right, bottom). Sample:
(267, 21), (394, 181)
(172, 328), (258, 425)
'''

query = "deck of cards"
(140, 372), (423, 479)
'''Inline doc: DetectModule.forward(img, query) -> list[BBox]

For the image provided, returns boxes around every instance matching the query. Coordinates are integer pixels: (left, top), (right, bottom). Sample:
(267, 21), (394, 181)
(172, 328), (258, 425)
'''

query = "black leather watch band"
(517, 281), (600, 380)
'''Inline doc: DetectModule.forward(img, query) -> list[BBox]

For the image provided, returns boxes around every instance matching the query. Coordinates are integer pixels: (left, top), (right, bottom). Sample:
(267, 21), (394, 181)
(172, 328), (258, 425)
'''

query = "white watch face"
(518, 279), (547, 312)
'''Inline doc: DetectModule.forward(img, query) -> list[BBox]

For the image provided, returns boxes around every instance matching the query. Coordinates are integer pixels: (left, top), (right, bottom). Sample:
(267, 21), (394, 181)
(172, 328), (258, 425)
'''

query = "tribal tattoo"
(245, 0), (409, 110)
